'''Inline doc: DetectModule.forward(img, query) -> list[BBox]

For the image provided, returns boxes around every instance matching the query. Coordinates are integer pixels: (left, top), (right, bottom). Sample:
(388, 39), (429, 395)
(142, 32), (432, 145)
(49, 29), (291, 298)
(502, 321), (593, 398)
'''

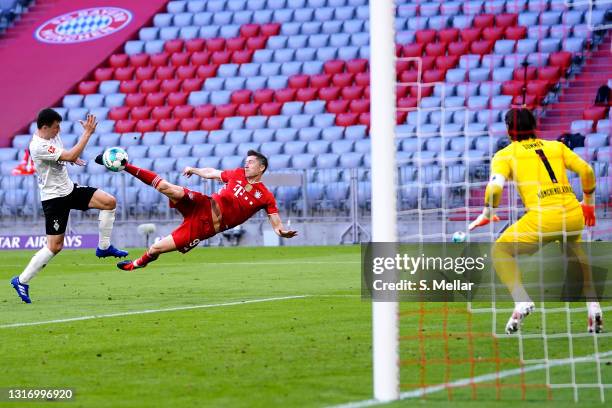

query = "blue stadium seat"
(291, 153), (315, 169)
(260, 141), (284, 155)
(144, 40), (165, 54)
(198, 156), (221, 169)
(338, 46), (360, 60)
(307, 140), (330, 155)
(244, 115), (268, 130)
(282, 102), (304, 116)
(192, 144), (215, 158)
(276, 128), (298, 143)
(313, 114), (336, 129)
(331, 140), (354, 154)
(214, 143), (238, 157)
(252, 129), (275, 143)
(325, 182), (350, 208)
(298, 127), (322, 142)
(169, 144), (192, 158)
(284, 141), (307, 155)
(339, 152), (363, 168)
(237, 142), (260, 156)
(302, 61), (324, 75)
(253, 9), (273, 24)
(287, 35), (308, 49)
(208, 130), (230, 144)
(0, 147), (18, 161)
(229, 129), (253, 144)
(269, 154), (291, 170)
(139, 27), (159, 41)
(281, 62), (303, 76)
(267, 75), (289, 89)
(316, 47), (338, 61)
(245, 76), (267, 91)
(321, 127), (344, 141)
(239, 63), (260, 77)
(260, 62), (281, 76)
(153, 158), (176, 173)
(223, 117), (246, 131)
(268, 116), (291, 129)
(221, 155), (244, 169)
(295, 48), (317, 62)
(290, 114), (314, 129)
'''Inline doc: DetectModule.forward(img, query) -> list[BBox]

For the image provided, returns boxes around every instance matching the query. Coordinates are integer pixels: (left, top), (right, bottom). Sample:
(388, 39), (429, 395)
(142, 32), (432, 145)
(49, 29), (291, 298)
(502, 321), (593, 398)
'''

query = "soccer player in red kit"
(95, 150), (297, 270)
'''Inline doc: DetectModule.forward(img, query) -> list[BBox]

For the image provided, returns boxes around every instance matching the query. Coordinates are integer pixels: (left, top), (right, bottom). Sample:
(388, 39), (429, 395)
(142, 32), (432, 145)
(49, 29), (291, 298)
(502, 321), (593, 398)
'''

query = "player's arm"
(562, 144), (597, 226)
(268, 213), (298, 238)
(59, 114), (97, 162)
(182, 167), (222, 181)
(469, 154), (508, 231)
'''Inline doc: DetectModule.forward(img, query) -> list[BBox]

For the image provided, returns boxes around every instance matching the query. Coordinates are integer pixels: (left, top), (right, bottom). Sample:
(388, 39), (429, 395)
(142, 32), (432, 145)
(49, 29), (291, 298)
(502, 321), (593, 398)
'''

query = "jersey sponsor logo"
(34, 7), (132, 44)
(233, 184), (246, 197)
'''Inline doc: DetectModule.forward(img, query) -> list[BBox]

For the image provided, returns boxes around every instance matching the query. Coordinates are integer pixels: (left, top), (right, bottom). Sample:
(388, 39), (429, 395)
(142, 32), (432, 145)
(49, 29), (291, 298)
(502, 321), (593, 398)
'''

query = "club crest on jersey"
(254, 190), (262, 199)
(47, 146), (56, 154)
(53, 219), (60, 231)
(35, 7), (132, 44)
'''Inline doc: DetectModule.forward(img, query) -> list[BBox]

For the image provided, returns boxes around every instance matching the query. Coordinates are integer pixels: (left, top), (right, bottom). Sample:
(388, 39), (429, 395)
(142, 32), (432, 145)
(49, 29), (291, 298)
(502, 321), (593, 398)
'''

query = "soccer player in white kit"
(10, 108), (128, 303)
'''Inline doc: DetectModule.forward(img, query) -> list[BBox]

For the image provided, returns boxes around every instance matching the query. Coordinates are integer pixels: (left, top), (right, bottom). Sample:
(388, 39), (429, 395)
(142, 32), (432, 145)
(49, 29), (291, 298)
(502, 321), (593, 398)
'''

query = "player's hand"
(182, 166), (195, 178)
(79, 114), (98, 135)
(74, 158), (86, 166)
(468, 208), (500, 231)
(276, 229), (298, 238)
(581, 202), (596, 227)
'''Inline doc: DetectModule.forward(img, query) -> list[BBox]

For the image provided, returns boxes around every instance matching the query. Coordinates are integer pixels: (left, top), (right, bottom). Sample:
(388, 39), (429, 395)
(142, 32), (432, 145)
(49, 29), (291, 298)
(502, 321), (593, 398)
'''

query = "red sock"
(133, 251), (159, 269)
(124, 163), (163, 188)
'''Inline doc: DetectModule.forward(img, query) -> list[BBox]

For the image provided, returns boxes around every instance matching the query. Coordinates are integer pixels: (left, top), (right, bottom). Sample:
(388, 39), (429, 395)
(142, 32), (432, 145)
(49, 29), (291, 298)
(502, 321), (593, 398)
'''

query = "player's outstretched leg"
(588, 302), (604, 333)
(117, 235), (177, 271)
(505, 301), (535, 334)
(96, 154), (162, 189)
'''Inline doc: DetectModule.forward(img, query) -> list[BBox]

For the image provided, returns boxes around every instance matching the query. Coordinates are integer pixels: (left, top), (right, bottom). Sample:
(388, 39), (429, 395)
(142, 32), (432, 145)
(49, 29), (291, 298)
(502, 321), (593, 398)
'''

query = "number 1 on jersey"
(534, 149), (558, 183)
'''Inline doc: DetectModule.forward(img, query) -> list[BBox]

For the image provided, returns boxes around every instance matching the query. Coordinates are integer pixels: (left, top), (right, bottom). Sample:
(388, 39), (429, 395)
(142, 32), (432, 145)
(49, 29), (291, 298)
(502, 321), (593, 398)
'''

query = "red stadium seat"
(211, 51), (232, 65)
(115, 119), (136, 133)
(502, 80), (524, 96)
(173, 105), (194, 119)
(226, 37), (246, 52)
(402, 43), (424, 58)
(504, 25), (527, 40)
(349, 99), (369, 114)
(364, 86), (370, 99)
(134, 66), (155, 81)
(135, 119), (158, 133)
(537, 66), (561, 84)
(78, 81), (99, 95)
(176, 65), (197, 80)
(253, 88), (275, 103)
(164, 39), (184, 53)
(200, 117), (223, 131)
(182, 78), (204, 92)
(130, 106), (152, 120)
(496, 13), (518, 28)
(436, 55), (459, 71)
(194, 104), (215, 118)
(158, 118), (179, 132)
(482, 26), (505, 42)
(549, 51), (572, 72)
(447, 41), (470, 56)
(415, 29), (436, 44)
(423, 69), (445, 83)
(396, 111), (408, 124)
(460, 27), (482, 43)
(346, 59), (368, 74)
(274, 88), (296, 103)
(471, 40), (494, 55)
(332, 72), (354, 87)
(288, 74), (310, 89)
(231, 89), (252, 104)
(437, 28), (460, 44)
(395, 43), (404, 57)
(260, 102), (282, 116)
(206, 38), (226, 52)
(240, 23), (260, 38)
(400, 70), (419, 83)
(512, 94), (537, 106)
(125, 93), (147, 107)
(513, 66), (537, 81)
(129, 53), (149, 67)
(196, 65), (217, 79)
(296, 87), (318, 102)
(417, 56), (436, 71)
(310, 73), (332, 88)
(120, 80), (140, 94)
(341, 86), (364, 100)
(149, 52), (170, 67)
(398, 97), (418, 109)
(215, 103), (237, 118)
(108, 107), (131, 121)
(324, 60), (345, 75)
(167, 92), (188, 106)
(473, 14), (495, 28)
(354, 72), (370, 87)
(115, 66), (135, 81)
(358, 112), (370, 127)
(94, 67), (114, 81)
(179, 118), (201, 132)
(161, 79), (182, 93)
(527, 80), (550, 97)
(151, 106), (173, 120)
(260, 23), (281, 37)
(327, 99), (350, 114)
(145, 92), (167, 107)
(318, 86), (341, 101)
(156, 66), (176, 80)
(109, 53), (129, 68)
(396, 85), (411, 99)
(410, 86), (433, 98)
(246, 36), (268, 50)
(396, 60), (410, 74)
(336, 113), (359, 127)
(191, 51), (211, 66)
(237, 103), (260, 116)
(583, 105), (608, 121)
(139, 79), (160, 93)
(170, 52), (191, 67)
(232, 50), (254, 64)
(185, 38), (206, 52)
(425, 42), (447, 57)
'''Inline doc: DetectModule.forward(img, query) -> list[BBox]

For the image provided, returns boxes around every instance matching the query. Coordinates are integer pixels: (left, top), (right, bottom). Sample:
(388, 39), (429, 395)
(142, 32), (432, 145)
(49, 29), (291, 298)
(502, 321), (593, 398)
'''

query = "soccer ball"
(102, 147), (128, 172)
(452, 231), (467, 242)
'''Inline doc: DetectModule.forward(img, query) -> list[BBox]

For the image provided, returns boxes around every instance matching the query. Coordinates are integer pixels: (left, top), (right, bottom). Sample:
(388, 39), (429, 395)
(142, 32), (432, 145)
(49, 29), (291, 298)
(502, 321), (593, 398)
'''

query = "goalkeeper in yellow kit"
(469, 108), (602, 334)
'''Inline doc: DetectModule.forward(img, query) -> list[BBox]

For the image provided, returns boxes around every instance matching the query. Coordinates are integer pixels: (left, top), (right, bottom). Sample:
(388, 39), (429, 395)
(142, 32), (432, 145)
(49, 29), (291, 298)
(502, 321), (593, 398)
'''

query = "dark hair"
(247, 150), (268, 173)
(37, 108), (62, 129)
(504, 108), (537, 141)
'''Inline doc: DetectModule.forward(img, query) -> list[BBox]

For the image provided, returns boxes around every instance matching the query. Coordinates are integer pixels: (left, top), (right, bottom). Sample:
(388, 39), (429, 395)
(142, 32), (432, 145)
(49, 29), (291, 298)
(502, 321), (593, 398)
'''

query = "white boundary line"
(0, 295), (309, 329)
(330, 351), (612, 408)
(1, 261), (361, 268)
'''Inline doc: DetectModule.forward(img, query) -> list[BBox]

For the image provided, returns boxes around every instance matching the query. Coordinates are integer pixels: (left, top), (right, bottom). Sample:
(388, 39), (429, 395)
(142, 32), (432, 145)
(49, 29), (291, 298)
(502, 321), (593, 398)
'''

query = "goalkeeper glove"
(468, 207), (500, 231)
(581, 194), (596, 227)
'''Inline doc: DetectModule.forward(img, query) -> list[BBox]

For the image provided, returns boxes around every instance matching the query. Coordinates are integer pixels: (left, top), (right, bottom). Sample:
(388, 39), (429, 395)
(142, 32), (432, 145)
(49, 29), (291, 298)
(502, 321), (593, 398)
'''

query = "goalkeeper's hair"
(505, 108), (537, 141)
(247, 149), (268, 173)
(37, 108), (62, 129)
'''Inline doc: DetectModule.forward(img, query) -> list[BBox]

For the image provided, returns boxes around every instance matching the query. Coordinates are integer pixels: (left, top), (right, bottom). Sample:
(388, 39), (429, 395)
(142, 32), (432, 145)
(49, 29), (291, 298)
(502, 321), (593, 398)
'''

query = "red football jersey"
(213, 168), (278, 230)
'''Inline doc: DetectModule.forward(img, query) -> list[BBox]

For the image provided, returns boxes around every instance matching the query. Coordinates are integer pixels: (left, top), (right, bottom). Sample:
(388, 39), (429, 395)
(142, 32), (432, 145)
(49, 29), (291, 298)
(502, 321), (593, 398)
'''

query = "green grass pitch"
(0, 246), (609, 407)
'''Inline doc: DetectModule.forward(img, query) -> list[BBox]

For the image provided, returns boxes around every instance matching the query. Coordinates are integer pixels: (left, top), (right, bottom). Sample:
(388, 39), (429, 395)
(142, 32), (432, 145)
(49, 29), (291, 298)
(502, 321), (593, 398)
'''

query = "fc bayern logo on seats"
(34, 7), (132, 44)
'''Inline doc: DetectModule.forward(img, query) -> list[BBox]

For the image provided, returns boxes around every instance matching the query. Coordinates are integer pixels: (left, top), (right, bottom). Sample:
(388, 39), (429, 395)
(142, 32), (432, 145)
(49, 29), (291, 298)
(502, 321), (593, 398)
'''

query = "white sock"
(19, 246), (55, 284)
(98, 209), (116, 250)
(587, 302), (601, 315)
(511, 284), (531, 304)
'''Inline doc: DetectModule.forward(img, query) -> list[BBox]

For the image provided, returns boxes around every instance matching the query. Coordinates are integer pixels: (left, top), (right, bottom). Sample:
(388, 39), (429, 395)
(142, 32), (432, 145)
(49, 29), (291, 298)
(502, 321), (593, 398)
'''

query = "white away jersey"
(29, 133), (74, 201)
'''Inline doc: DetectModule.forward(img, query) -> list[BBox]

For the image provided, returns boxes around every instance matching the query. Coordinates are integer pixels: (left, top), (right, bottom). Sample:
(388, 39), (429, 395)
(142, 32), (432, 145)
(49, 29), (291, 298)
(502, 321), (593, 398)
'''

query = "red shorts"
(170, 188), (217, 253)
